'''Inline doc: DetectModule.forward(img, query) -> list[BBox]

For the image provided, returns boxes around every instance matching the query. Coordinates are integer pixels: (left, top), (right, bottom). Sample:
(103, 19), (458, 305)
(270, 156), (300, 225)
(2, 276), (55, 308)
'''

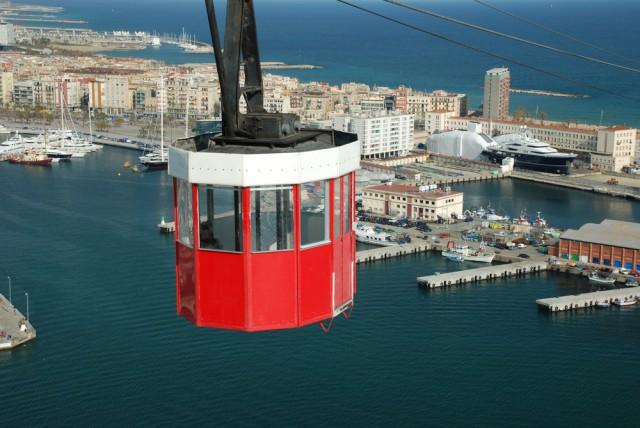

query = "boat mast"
(160, 74), (165, 162)
(185, 77), (191, 138)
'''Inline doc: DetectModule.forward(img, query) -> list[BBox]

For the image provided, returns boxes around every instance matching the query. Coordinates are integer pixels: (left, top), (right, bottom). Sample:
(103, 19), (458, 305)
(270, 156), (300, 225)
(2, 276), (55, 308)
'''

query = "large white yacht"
(0, 132), (26, 157)
(484, 131), (577, 174)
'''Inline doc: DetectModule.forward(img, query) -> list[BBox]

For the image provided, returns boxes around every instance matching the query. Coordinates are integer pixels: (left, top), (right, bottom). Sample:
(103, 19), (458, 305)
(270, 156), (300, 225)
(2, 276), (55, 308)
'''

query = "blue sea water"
(17, 0), (640, 126)
(1, 149), (640, 426)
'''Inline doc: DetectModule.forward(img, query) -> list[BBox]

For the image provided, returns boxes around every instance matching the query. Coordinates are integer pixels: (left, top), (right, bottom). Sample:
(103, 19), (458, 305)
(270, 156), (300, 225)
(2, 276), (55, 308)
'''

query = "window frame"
(300, 180), (331, 250)
(197, 184), (244, 254)
(250, 185), (295, 254)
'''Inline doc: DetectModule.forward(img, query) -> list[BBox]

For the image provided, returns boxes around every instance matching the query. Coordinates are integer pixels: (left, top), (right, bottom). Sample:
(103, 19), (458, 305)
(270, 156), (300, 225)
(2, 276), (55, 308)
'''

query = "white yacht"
(0, 132), (26, 156)
(485, 130), (577, 174)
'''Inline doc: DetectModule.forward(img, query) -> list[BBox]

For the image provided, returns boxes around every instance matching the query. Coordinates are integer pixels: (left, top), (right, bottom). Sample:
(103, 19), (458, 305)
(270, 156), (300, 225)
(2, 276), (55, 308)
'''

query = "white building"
(424, 110), (456, 135)
(333, 111), (414, 159)
(362, 184), (463, 221)
(0, 22), (16, 48)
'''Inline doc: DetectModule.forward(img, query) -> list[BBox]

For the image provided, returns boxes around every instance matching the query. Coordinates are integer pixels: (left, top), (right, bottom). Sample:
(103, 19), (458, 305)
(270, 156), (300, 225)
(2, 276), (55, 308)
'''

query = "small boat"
(356, 225), (396, 247)
(588, 273), (616, 285)
(613, 298), (637, 307)
(132, 164), (140, 173)
(626, 278), (639, 287)
(446, 254), (464, 262)
(596, 301), (610, 308)
(123, 160), (132, 168)
(442, 242), (495, 263)
(46, 148), (72, 160)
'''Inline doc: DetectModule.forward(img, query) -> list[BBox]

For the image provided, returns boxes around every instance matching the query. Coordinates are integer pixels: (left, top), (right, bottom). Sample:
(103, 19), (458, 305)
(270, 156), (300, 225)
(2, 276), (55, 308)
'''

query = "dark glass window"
(198, 186), (243, 252)
(301, 181), (329, 247)
(251, 186), (294, 252)
(177, 179), (194, 248)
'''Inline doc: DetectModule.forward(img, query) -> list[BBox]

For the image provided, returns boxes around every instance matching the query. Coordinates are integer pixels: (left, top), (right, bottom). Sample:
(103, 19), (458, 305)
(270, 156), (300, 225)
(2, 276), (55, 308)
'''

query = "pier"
(417, 260), (548, 288)
(536, 287), (640, 312)
(0, 294), (36, 351)
(356, 243), (432, 264)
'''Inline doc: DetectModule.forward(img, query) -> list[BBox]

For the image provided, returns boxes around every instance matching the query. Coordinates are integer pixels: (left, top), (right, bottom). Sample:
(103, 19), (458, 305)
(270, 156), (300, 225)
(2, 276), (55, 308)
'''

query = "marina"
(417, 260), (548, 288)
(537, 287), (640, 312)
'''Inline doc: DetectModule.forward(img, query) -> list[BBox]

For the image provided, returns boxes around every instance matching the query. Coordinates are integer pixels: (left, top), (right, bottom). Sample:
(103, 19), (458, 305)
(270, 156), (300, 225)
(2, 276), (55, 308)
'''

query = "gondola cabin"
(168, 129), (360, 331)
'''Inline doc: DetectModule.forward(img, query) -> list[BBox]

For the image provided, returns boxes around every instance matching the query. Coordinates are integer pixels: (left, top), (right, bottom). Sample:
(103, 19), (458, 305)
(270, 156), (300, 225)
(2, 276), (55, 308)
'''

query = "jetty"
(0, 294), (36, 351)
(536, 287), (640, 312)
(417, 260), (548, 288)
(356, 243), (431, 264)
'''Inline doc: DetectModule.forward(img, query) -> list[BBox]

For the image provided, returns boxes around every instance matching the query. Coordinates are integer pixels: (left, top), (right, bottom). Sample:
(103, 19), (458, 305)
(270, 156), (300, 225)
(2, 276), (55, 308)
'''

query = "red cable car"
(168, 0), (360, 332)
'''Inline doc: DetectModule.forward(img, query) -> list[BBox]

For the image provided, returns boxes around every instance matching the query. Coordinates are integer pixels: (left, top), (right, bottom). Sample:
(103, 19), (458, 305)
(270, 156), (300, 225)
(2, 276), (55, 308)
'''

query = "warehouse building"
(556, 219), (640, 270)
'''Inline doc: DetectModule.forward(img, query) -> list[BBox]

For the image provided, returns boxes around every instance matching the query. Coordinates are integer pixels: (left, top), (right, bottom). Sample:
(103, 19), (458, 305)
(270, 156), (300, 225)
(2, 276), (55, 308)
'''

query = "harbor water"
(1, 148), (640, 427)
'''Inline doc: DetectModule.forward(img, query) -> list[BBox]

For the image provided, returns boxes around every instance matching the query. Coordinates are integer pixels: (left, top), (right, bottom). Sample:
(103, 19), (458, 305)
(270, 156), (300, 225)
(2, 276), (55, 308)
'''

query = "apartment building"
(333, 111), (414, 159)
(424, 110), (456, 135)
(0, 71), (13, 106)
(483, 67), (510, 120)
(407, 90), (468, 124)
(362, 184), (464, 221)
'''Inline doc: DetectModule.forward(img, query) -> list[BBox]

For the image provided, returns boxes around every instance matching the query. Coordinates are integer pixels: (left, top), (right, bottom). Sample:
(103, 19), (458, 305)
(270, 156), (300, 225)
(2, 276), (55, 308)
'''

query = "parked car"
(518, 253), (530, 259)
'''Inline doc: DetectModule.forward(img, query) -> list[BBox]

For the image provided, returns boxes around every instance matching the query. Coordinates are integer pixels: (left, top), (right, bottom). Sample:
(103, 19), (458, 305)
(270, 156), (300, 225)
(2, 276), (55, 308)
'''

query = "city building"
(446, 117), (637, 172)
(483, 67), (510, 120)
(333, 111), (415, 159)
(424, 110), (456, 135)
(407, 90), (468, 126)
(0, 22), (16, 49)
(362, 184), (463, 221)
(0, 71), (13, 106)
(556, 219), (640, 270)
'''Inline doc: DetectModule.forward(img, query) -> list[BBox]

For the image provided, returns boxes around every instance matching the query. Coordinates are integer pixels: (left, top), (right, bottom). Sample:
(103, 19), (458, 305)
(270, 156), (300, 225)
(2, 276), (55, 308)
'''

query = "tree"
(513, 106), (529, 122)
(538, 111), (547, 124)
(94, 112), (111, 132)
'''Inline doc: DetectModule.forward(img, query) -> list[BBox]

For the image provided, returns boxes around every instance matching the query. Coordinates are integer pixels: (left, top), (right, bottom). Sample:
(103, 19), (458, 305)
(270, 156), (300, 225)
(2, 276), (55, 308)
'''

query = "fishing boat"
(613, 298), (637, 307)
(442, 242), (495, 263)
(8, 150), (52, 166)
(588, 272), (616, 285)
(533, 212), (547, 227)
(355, 225), (396, 247)
(445, 254), (464, 262)
(596, 301), (610, 308)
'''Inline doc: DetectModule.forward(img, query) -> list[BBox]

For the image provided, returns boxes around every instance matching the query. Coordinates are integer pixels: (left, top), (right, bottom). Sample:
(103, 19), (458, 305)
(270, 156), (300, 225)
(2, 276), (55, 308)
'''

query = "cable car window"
(300, 180), (329, 247)
(333, 179), (341, 239)
(177, 179), (194, 248)
(251, 186), (294, 252)
(343, 174), (351, 234)
(198, 186), (243, 252)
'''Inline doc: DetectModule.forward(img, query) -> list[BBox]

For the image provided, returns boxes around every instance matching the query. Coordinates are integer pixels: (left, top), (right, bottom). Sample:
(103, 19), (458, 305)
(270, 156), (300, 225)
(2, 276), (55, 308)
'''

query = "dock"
(356, 243), (431, 264)
(158, 221), (175, 234)
(417, 260), (548, 288)
(0, 294), (36, 351)
(536, 287), (640, 312)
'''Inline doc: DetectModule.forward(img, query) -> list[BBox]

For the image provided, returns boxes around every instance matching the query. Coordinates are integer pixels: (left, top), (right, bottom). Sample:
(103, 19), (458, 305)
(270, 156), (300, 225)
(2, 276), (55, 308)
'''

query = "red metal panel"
(249, 251), (297, 330)
(196, 250), (246, 329)
(299, 244), (333, 325)
(176, 243), (196, 323)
